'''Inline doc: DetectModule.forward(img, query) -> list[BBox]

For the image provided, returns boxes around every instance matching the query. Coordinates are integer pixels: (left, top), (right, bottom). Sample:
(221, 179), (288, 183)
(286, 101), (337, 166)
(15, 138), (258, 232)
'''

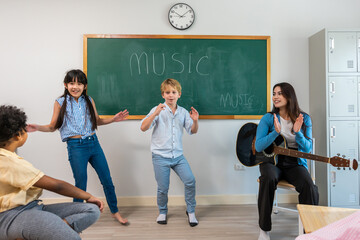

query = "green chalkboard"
(84, 35), (270, 119)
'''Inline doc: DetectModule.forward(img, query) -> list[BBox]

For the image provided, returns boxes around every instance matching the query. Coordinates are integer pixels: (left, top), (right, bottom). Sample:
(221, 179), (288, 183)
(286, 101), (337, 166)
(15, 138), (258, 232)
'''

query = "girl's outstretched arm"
(27, 101), (60, 132)
(91, 100), (129, 126)
(34, 175), (104, 211)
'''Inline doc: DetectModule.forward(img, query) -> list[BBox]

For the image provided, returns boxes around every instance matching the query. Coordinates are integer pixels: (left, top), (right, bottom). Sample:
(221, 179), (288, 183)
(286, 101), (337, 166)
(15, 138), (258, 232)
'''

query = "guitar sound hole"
(263, 151), (275, 157)
(263, 144), (275, 157)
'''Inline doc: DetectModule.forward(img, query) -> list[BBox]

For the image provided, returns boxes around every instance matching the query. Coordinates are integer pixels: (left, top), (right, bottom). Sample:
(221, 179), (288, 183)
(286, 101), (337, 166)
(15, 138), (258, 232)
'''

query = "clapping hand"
(293, 113), (303, 133)
(273, 114), (281, 133)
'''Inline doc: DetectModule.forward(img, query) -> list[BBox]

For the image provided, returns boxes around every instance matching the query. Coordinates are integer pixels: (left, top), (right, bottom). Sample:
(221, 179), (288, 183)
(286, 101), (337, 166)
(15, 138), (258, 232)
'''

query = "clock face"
(168, 3), (195, 30)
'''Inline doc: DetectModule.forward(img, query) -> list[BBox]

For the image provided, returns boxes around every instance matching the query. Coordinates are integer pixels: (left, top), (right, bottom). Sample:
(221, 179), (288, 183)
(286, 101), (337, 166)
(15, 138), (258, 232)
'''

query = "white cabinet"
(309, 29), (360, 207)
(328, 32), (357, 72)
(329, 76), (357, 117)
(329, 121), (359, 206)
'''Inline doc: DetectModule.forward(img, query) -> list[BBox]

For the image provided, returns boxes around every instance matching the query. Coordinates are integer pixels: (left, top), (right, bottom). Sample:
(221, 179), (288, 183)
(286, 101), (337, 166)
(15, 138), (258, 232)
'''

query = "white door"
(328, 32), (357, 73)
(329, 76), (357, 117)
(329, 120), (359, 206)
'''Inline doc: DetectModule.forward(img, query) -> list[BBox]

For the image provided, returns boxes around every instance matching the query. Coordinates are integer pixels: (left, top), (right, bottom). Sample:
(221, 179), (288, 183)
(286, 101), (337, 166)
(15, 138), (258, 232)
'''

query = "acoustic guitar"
(236, 122), (358, 170)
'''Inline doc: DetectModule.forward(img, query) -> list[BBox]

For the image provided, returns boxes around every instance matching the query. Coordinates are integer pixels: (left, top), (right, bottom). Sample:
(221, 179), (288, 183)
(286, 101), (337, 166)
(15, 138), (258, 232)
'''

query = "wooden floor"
(81, 204), (299, 240)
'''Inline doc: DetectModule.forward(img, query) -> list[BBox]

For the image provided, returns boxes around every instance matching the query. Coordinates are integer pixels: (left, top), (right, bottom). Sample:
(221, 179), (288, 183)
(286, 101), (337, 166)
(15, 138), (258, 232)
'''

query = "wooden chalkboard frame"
(83, 34), (271, 120)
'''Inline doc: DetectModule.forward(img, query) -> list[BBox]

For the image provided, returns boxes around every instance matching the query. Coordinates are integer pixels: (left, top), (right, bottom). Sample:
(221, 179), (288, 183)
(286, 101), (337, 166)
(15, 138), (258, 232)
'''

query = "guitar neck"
(274, 146), (330, 164)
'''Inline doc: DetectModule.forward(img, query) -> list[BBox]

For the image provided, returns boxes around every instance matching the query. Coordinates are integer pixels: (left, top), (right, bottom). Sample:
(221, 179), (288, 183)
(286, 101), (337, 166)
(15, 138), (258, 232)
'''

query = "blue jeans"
(1, 200), (100, 240)
(66, 134), (118, 213)
(152, 154), (196, 214)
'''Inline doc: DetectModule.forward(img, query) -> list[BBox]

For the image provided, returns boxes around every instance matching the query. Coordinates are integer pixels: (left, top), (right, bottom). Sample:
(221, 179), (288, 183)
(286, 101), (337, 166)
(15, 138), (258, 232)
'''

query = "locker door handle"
(331, 171), (336, 183)
(330, 126), (336, 138)
(330, 81), (335, 93)
(329, 37), (335, 53)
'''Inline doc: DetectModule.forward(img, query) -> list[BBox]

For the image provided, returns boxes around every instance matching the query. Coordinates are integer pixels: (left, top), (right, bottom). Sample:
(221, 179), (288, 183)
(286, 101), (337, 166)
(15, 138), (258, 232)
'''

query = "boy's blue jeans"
(66, 134), (119, 214)
(152, 154), (196, 214)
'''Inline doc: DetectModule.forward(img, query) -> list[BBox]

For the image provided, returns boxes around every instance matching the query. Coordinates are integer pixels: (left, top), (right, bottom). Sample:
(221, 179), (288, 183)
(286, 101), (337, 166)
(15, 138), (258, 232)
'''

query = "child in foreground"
(0, 105), (103, 240)
(141, 78), (199, 227)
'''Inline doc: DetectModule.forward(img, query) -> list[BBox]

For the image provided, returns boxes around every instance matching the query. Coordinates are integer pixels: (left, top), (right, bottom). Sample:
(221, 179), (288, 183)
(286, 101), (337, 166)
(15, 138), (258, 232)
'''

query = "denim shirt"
(255, 112), (312, 169)
(142, 103), (193, 158)
(56, 95), (96, 142)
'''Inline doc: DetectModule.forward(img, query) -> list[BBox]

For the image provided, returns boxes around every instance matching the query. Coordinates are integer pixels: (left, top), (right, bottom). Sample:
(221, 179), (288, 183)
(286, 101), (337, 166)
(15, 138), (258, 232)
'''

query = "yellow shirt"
(0, 148), (44, 212)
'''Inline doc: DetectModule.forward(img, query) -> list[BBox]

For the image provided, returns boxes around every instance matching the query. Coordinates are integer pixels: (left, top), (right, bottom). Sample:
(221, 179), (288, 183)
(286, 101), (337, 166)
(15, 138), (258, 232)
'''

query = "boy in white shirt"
(141, 78), (199, 227)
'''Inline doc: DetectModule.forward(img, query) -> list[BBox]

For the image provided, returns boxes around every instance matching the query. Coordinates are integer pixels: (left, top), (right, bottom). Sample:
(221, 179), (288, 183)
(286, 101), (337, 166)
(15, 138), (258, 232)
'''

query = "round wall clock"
(168, 3), (195, 30)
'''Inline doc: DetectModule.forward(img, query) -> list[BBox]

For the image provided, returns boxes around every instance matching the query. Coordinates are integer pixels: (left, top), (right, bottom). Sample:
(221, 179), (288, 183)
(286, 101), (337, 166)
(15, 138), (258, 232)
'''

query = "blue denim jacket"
(255, 112), (312, 169)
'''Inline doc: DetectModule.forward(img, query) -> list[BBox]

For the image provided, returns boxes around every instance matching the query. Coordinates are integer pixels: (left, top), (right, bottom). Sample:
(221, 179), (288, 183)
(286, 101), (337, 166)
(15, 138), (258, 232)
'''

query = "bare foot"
(112, 212), (129, 225)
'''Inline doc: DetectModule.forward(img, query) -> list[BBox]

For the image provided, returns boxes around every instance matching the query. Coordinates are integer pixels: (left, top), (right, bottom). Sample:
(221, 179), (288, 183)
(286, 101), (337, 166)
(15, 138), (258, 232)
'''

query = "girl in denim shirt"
(27, 69), (129, 225)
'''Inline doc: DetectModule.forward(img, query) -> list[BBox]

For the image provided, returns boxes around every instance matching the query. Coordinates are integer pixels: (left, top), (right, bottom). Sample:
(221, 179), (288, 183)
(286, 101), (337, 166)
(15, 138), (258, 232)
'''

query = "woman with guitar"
(256, 82), (319, 240)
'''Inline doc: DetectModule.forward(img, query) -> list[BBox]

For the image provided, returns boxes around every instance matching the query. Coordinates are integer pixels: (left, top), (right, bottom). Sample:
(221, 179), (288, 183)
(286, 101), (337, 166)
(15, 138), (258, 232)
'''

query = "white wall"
(1, 0), (360, 201)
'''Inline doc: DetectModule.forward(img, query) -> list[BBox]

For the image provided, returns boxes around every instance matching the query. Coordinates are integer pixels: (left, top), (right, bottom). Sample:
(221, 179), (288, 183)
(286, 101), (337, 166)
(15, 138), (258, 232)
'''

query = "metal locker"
(329, 120), (359, 206)
(329, 76), (357, 117)
(328, 32), (357, 73)
(310, 29), (360, 207)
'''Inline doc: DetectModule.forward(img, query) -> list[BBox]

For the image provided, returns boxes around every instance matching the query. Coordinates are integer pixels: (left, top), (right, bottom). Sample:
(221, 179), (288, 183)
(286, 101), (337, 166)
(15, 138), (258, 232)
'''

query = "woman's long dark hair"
(271, 82), (310, 139)
(55, 69), (97, 130)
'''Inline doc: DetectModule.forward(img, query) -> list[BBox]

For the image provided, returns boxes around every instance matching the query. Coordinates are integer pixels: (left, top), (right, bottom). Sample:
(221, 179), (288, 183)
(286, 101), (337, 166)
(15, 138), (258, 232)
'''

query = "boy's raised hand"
(113, 109), (129, 122)
(190, 107), (199, 120)
(154, 103), (166, 116)
(140, 104), (165, 132)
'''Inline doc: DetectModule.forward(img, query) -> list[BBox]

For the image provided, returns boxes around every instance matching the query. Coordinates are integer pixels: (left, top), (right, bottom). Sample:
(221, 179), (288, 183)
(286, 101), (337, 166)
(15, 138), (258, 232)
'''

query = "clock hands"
(172, 11), (182, 17)
(180, 10), (191, 17)
(171, 10), (192, 18)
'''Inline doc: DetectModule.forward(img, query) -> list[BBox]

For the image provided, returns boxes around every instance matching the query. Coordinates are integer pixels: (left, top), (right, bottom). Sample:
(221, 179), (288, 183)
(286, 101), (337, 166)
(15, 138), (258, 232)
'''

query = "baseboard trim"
(41, 193), (297, 206)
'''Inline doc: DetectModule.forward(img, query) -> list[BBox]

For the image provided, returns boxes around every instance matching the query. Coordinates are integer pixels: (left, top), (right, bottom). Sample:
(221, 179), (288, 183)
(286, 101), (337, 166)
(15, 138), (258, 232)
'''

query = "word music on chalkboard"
(129, 52), (210, 76)
(84, 35), (270, 119)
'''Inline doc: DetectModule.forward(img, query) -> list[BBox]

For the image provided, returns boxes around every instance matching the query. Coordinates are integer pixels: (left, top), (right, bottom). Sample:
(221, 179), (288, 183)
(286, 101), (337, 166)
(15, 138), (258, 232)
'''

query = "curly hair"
(0, 105), (27, 147)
